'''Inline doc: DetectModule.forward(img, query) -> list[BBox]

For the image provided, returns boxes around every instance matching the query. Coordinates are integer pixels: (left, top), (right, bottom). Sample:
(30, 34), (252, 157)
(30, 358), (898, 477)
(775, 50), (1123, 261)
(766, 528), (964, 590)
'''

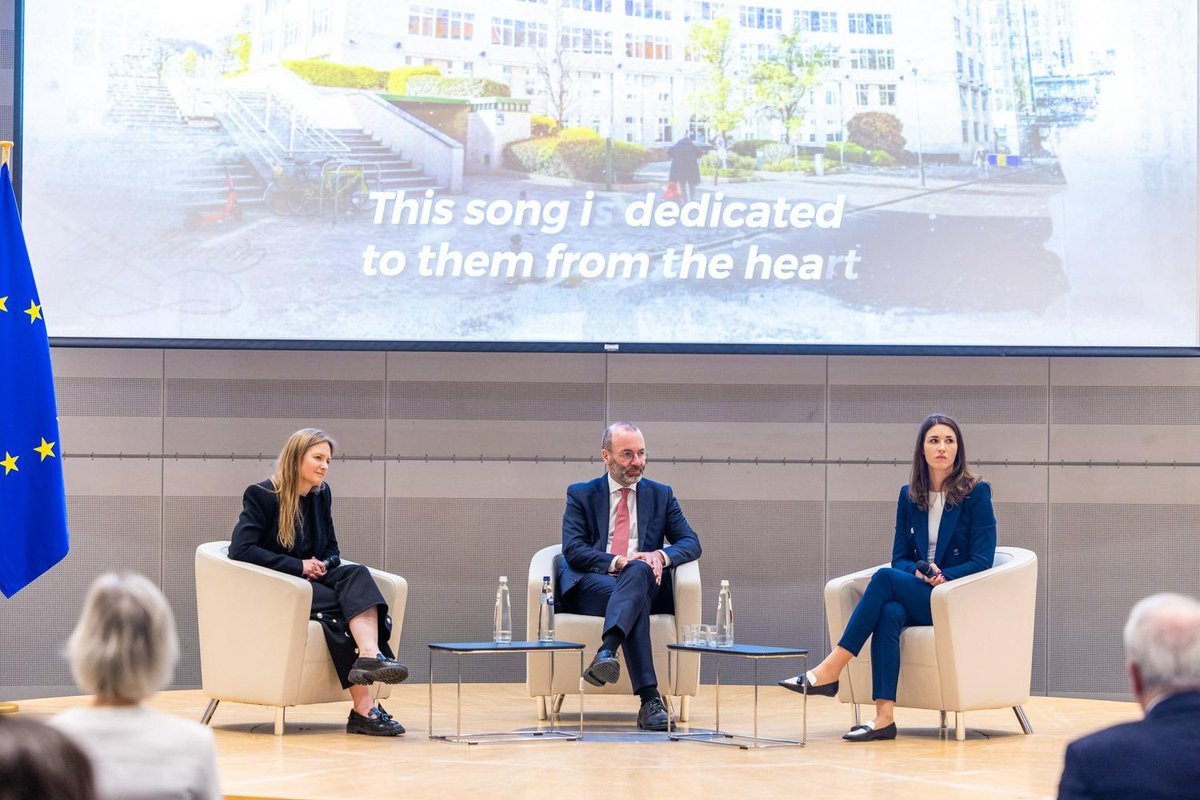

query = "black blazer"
(559, 474), (702, 597)
(1057, 691), (1200, 799)
(229, 479), (339, 577)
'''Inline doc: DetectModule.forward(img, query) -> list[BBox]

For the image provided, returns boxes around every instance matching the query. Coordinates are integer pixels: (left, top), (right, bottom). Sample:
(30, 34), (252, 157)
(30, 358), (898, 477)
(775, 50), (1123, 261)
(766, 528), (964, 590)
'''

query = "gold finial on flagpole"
(0, 140), (12, 169)
(0, 702), (17, 714)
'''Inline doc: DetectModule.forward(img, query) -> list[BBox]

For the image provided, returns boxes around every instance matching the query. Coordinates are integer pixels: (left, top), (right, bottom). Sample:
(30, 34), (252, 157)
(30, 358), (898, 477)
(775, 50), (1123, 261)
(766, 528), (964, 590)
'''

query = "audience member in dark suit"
(780, 413), (997, 741)
(558, 422), (702, 730)
(1057, 592), (1200, 800)
(230, 428), (408, 737)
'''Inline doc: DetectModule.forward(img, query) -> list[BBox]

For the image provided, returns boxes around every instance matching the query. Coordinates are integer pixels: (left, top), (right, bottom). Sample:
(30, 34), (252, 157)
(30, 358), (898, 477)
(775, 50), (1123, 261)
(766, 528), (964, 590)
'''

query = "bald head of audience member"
(1123, 592), (1200, 710)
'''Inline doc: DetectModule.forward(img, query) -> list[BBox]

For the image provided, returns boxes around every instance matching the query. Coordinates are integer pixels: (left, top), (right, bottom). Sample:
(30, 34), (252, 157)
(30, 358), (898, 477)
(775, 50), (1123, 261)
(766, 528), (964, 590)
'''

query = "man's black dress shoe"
(637, 695), (670, 731)
(347, 705), (406, 736)
(348, 654), (410, 685)
(842, 722), (897, 741)
(583, 648), (621, 687)
(777, 674), (839, 697)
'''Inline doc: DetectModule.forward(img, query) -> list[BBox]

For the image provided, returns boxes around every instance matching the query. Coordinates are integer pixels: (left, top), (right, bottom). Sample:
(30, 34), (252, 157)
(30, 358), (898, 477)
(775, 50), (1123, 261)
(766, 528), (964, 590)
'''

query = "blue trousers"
(562, 560), (670, 695)
(837, 567), (933, 702)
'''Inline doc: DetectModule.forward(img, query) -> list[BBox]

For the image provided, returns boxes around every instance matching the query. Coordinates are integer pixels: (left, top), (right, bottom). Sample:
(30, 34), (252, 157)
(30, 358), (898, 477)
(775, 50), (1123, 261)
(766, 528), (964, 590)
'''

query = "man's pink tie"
(612, 487), (631, 557)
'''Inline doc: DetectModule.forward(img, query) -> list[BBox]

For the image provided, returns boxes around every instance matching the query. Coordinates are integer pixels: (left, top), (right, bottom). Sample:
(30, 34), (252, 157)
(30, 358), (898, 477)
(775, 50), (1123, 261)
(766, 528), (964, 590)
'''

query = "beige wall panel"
(52, 346), (163, 453)
(1050, 357), (1200, 385)
(1049, 426), (1200, 463)
(607, 354), (827, 459)
(386, 351), (606, 458)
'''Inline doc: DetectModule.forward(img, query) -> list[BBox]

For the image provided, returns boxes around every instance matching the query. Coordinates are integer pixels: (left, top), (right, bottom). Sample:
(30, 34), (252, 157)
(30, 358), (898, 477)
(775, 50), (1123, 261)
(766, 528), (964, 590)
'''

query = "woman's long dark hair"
(907, 414), (979, 510)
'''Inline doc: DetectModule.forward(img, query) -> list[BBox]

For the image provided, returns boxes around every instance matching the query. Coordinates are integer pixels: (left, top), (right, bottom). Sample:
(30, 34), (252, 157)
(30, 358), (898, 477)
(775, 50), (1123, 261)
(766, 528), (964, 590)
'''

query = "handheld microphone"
(322, 555), (341, 572)
(915, 559), (941, 579)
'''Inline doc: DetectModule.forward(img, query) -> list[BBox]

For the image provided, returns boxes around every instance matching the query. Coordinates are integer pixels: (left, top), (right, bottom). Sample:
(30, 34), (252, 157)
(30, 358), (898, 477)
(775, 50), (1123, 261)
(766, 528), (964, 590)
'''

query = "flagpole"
(0, 140), (18, 713)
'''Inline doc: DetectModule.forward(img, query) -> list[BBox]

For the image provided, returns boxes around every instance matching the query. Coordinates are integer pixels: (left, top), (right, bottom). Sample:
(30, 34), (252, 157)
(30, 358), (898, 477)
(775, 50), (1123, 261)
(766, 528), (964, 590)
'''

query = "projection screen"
(17, 0), (1199, 350)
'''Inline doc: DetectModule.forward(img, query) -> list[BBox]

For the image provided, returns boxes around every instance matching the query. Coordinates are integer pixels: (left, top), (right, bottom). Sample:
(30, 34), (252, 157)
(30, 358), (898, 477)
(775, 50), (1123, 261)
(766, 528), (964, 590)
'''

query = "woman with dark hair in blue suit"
(780, 413), (997, 741)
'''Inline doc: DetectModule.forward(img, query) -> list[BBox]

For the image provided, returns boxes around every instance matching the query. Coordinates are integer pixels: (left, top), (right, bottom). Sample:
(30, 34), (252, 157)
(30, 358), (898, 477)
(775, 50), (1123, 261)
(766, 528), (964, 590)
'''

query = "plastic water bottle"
(537, 575), (556, 642)
(715, 579), (734, 647)
(493, 576), (512, 643)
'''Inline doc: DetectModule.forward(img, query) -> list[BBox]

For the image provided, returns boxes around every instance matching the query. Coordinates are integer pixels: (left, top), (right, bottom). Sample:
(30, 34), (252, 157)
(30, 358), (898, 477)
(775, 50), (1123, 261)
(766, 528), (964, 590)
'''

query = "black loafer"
(778, 674), (839, 697)
(583, 648), (621, 687)
(347, 706), (406, 736)
(843, 722), (897, 741)
(348, 654), (410, 685)
(637, 695), (670, 731)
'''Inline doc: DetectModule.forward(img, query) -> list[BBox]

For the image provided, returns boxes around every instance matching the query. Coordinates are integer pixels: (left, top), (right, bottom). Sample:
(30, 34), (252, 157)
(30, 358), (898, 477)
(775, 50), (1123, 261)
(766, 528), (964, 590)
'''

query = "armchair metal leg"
(536, 696), (548, 721)
(274, 707), (286, 736)
(955, 712), (965, 742)
(679, 695), (690, 722)
(1013, 705), (1034, 735)
(852, 704), (861, 727)
(552, 694), (565, 714)
(200, 699), (219, 726)
(939, 710), (948, 729)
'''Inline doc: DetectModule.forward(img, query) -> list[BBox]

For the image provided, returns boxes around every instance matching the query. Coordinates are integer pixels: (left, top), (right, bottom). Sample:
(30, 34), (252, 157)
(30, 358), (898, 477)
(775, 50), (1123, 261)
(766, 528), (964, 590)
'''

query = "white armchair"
(824, 546), (1038, 740)
(525, 544), (702, 722)
(194, 540), (407, 735)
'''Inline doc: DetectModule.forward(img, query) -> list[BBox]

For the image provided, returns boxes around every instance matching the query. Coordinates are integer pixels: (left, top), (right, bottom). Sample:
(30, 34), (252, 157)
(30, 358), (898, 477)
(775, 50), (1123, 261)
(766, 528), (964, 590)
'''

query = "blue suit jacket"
(891, 481), (996, 581)
(559, 475), (702, 597)
(1057, 691), (1200, 800)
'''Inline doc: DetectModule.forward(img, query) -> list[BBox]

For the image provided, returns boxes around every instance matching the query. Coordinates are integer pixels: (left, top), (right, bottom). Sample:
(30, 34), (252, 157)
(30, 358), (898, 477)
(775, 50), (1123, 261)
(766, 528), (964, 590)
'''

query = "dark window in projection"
(10, 0), (1199, 353)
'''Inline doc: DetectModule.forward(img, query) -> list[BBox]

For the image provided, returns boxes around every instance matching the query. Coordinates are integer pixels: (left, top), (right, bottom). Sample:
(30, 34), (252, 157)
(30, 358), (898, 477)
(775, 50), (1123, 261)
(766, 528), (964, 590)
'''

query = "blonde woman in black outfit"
(230, 428), (407, 736)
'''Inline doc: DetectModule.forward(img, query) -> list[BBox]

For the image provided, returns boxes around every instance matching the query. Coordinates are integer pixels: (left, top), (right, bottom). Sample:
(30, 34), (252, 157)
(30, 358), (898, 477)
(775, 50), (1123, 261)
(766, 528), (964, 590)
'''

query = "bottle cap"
(500, 576), (508, 582)
(721, 579), (730, 586)
(543, 575), (551, 581)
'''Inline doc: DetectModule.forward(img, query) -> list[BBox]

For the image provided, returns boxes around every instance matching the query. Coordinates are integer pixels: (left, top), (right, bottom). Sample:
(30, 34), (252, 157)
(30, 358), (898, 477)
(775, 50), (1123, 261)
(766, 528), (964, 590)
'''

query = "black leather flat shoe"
(346, 706), (405, 736)
(583, 648), (621, 687)
(348, 654), (409, 685)
(777, 674), (839, 697)
(843, 722), (897, 741)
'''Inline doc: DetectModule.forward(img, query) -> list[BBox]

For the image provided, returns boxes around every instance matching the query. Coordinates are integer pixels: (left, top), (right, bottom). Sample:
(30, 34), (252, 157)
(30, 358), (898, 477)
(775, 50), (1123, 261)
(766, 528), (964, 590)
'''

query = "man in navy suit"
(558, 422), (702, 730)
(1057, 592), (1200, 799)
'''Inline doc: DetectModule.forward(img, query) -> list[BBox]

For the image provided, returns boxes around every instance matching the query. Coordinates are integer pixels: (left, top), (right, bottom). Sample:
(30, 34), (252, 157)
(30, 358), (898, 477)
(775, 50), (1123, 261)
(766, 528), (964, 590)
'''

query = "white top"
(49, 705), (221, 800)
(927, 491), (946, 562)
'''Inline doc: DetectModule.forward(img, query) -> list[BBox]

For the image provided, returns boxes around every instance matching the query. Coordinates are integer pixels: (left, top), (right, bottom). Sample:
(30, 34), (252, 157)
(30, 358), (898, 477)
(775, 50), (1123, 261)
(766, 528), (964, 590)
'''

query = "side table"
(667, 642), (809, 749)
(427, 640), (585, 744)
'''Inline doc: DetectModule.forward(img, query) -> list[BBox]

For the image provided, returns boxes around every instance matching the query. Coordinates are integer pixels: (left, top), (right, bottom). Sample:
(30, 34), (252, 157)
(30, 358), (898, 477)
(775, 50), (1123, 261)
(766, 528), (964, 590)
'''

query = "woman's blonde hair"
(270, 428), (336, 550)
(66, 573), (178, 704)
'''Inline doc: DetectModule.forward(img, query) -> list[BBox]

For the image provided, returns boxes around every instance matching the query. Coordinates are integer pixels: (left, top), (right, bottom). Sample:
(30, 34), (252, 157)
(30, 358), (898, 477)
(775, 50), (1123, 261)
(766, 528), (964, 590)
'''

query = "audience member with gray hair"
(0, 716), (96, 800)
(1057, 592), (1200, 799)
(49, 572), (221, 800)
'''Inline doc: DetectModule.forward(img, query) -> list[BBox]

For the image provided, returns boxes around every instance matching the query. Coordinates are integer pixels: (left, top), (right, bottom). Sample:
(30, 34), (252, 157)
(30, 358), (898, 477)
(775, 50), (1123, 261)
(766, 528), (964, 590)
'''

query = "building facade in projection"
(247, 0), (1093, 158)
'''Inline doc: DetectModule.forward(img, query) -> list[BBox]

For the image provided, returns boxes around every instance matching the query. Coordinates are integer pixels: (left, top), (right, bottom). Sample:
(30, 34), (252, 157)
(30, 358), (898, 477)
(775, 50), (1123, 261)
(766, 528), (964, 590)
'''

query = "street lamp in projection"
(837, 69), (851, 165)
(605, 62), (624, 191)
(905, 61), (927, 187)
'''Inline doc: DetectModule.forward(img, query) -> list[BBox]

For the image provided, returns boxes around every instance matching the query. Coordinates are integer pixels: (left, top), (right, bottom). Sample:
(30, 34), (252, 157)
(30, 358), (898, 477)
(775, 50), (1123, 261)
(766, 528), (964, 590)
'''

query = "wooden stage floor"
(15, 685), (1139, 800)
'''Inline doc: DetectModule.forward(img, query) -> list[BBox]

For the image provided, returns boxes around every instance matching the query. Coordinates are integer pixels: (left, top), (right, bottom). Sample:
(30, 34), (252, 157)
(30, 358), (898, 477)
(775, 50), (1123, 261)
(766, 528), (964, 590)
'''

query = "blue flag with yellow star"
(0, 162), (68, 597)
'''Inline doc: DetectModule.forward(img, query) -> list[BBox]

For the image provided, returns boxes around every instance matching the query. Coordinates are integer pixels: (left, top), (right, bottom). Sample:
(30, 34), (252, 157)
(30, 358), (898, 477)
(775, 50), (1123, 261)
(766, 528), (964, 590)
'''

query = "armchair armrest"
(671, 560), (702, 630)
(365, 566), (407, 655)
(824, 563), (886, 646)
(195, 541), (312, 705)
(930, 548), (1038, 709)
(526, 545), (560, 641)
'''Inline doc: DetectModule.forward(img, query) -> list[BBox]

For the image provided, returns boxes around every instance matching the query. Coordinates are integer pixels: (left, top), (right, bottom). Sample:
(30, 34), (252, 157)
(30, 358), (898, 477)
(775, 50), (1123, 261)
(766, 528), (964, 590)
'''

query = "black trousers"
(310, 563), (394, 689)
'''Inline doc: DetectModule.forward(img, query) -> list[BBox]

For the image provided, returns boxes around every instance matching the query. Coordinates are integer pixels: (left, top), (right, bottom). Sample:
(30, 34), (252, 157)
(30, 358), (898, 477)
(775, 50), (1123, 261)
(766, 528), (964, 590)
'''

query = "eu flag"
(0, 162), (68, 597)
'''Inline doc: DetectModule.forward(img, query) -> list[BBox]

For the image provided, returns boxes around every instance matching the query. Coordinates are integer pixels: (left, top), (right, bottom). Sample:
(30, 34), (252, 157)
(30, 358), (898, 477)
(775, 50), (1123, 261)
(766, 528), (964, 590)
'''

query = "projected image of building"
(245, 0), (1065, 160)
